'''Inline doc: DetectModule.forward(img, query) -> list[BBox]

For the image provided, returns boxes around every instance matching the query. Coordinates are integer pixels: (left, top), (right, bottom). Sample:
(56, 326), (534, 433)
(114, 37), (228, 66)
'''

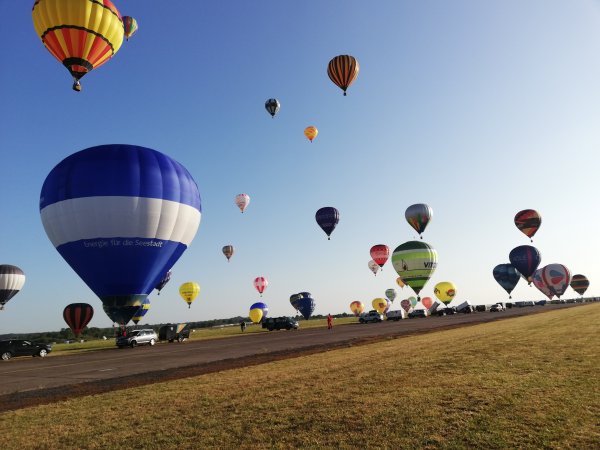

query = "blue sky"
(1, 0), (600, 333)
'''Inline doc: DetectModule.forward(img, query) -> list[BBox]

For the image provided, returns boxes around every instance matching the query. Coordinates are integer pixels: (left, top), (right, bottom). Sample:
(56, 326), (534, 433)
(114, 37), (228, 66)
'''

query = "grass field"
(1, 305), (598, 449)
(50, 316), (357, 355)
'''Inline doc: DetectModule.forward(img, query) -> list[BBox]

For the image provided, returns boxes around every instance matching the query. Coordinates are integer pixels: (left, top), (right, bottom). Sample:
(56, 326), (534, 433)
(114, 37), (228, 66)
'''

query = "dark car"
(262, 317), (299, 331)
(444, 307), (457, 315)
(408, 309), (427, 319)
(159, 323), (190, 343)
(0, 339), (52, 361)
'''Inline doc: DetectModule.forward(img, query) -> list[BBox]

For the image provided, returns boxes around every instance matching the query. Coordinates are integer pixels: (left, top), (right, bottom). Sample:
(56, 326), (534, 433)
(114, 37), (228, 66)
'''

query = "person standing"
(327, 314), (333, 330)
(240, 320), (247, 332)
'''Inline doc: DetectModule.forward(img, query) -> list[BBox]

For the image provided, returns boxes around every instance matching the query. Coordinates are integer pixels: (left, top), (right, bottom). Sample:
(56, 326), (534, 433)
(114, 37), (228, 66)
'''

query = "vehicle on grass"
(359, 310), (384, 323)
(475, 304), (488, 312)
(386, 310), (407, 321)
(515, 301), (535, 307)
(159, 324), (190, 343)
(534, 300), (547, 306)
(116, 329), (158, 348)
(262, 317), (299, 331)
(565, 299), (576, 304)
(408, 309), (428, 319)
(455, 301), (474, 313)
(443, 306), (457, 315)
(0, 340), (52, 360)
(490, 303), (505, 312)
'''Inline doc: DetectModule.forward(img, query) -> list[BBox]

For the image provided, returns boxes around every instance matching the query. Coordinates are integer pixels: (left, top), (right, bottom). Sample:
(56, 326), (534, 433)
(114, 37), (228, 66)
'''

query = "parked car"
(116, 329), (158, 348)
(534, 300), (547, 306)
(0, 339), (52, 360)
(490, 303), (505, 312)
(159, 323), (190, 343)
(408, 309), (428, 319)
(386, 310), (406, 321)
(443, 307), (457, 315)
(359, 310), (384, 323)
(262, 317), (299, 331)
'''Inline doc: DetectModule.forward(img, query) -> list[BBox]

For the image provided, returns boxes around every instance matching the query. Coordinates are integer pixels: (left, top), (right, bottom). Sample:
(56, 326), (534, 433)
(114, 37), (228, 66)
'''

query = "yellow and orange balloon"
(350, 301), (365, 317)
(179, 282), (200, 308)
(434, 281), (456, 304)
(32, 0), (128, 91)
(304, 126), (318, 143)
(372, 298), (389, 315)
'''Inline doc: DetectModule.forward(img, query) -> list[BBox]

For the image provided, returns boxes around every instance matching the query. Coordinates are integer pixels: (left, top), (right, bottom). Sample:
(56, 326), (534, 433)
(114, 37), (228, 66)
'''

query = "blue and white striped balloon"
(40, 144), (202, 325)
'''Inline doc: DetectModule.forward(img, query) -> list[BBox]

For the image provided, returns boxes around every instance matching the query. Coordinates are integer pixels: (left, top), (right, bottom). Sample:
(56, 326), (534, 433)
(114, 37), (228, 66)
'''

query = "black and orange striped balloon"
(570, 274), (589, 296)
(63, 303), (94, 337)
(327, 55), (359, 96)
(514, 209), (541, 241)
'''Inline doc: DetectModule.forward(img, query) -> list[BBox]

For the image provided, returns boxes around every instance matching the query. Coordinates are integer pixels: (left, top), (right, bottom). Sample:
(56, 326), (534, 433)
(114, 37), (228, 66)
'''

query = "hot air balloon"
(315, 207), (339, 240)
(540, 264), (571, 298)
(265, 99), (280, 118)
(514, 209), (541, 242)
(396, 277), (405, 289)
(392, 241), (438, 298)
(179, 282), (200, 309)
(32, 0), (127, 91)
(400, 299), (411, 313)
(297, 294), (315, 320)
(433, 281), (456, 304)
(368, 260), (380, 276)
(570, 274), (589, 296)
(492, 264), (520, 298)
(222, 245), (234, 262)
(235, 194), (250, 213)
(132, 298), (150, 325)
(0, 265), (25, 311)
(405, 204), (433, 238)
(509, 245), (541, 285)
(421, 297), (434, 310)
(290, 293), (302, 312)
(385, 288), (397, 303)
(123, 16), (138, 41)
(372, 298), (388, 315)
(154, 270), (172, 295)
(370, 245), (390, 269)
(63, 303), (94, 337)
(304, 126), (318, 143)
(254, 277), (268, 296)
(408, 296), (418, 308)
(249, 302), (268, 324)
(350, 300), (365, 316)
(327, 55), (359, 96)
(532, 269), (554, 300)
(40, 144), (201, 325)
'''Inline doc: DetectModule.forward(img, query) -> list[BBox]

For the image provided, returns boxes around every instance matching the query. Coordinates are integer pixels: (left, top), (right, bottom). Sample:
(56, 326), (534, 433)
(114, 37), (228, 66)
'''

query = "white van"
(386, 309), (407, 321)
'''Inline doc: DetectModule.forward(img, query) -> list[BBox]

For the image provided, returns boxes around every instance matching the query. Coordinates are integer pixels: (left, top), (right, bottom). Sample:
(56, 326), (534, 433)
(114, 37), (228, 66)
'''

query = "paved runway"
(0, 303), (586, 410)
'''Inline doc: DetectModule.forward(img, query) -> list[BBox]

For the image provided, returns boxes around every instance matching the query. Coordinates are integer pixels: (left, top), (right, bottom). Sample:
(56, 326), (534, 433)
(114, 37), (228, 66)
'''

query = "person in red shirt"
(327, 314), (333, 330)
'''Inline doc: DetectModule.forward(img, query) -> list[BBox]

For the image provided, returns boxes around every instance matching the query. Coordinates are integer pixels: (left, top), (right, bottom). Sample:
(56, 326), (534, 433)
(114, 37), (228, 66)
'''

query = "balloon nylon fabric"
(327, 55), (359, 95)
(0, 265), (26, 308)
(63, 303), (94, 336)
(391, 241), (438, 296)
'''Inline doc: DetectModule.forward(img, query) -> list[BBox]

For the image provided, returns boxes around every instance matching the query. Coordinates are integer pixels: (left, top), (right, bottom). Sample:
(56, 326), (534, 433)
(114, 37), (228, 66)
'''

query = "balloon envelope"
(409, 296), (418, 308)
(368, 260), (380, 276)
(254, 277), (268, 295)
(392, 241), (438, 297)
(350, 300), (365, 316)
(405, 204), (433, 237)
(540, 264), (571, 298)
(123, 16), (138, 40)
(222, 245), (234, 261)
(434, 281), (456, 304)
(179, 282), (200, 308)
(514, 209), (541, 240)
(385, 288), (397, 303)
(421, 297), (433, 309)
(63, 303), (94, 337)
(509, 245), (541, 283)
(532, 269), (554, 300)
(297, 296), (315, 320)
(250, 302), (268, 323)
(304, 126), (318, 142)
(400, 299), (411, 313)
(155, 270), (172, 294)
(132, 298), (150, 325)
(396, 277), (405, 289)
(327, 55), (359, 95)
(40, 144), (201, 325)
(32, 0), (125, 89)
(492, 264), (520, 298)
(235, 194), (250, 213)
(265, 98), (280, 117)
(570, 274), (589, 296)
(249, 308), (263, 324)
(370, 245), (390, 268)
(315, 207), (339, 239)
(372, 298), (388, 314)
(0, 265), (25, 310)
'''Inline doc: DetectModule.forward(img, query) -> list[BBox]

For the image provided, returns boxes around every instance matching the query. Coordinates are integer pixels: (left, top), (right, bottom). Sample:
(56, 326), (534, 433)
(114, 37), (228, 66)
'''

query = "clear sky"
(1, 0), (600, 333)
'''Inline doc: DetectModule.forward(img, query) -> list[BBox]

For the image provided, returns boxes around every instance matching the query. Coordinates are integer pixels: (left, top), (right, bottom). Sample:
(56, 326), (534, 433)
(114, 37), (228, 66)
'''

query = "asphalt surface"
(0, 303), (587, 411)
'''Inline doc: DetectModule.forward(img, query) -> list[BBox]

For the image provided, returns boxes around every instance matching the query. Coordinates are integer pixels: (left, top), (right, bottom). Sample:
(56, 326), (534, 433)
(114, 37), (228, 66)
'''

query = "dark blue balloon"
(315, 207), (339, 240)
(509, 245), (541, 282)
(155, 270), (172, 294)
(297, 296), (315, 320)
(493, 264), (520, 298)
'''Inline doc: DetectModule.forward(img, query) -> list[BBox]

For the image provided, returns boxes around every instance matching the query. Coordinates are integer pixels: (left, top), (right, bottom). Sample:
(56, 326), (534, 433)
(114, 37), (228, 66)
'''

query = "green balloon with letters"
(392, 240), (438, 298)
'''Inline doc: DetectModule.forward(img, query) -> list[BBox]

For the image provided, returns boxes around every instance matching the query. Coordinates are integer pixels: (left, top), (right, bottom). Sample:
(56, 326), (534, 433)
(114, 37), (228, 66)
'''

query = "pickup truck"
(359, 310), (384, 323)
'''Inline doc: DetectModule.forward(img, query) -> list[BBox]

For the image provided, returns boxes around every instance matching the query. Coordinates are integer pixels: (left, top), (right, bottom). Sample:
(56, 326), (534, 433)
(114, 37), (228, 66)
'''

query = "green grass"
(50, 317), (357, 356)
(1, 305), (598, 449)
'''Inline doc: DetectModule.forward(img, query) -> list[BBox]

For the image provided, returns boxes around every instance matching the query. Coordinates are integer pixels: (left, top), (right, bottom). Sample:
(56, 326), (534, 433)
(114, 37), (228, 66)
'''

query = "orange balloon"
(304, 126), (318, 142)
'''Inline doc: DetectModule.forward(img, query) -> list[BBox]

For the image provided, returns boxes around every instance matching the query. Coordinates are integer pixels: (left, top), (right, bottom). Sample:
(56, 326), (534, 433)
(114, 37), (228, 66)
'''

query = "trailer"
(386, 309), (407, 321)
(158, 323), (190, 343)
